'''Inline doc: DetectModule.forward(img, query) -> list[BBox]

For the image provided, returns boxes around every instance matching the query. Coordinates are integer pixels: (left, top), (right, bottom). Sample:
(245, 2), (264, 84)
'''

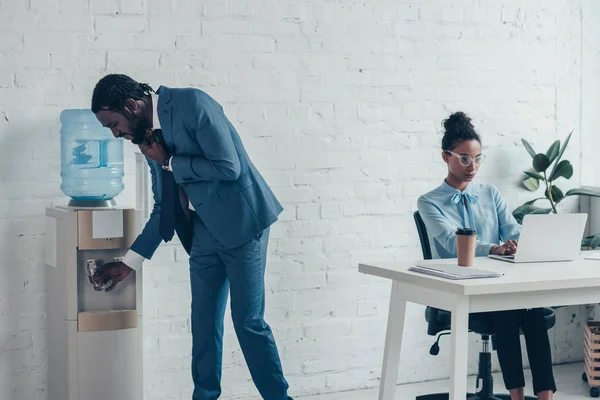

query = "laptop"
(488, 213), (587, 263)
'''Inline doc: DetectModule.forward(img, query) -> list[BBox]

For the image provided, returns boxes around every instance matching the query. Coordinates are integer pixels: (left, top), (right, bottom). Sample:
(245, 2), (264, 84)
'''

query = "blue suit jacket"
(130, 86), (283, 259)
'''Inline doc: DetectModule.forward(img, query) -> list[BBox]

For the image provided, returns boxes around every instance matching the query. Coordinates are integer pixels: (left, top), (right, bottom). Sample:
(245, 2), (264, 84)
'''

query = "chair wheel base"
(415, 393), (536, 400)
(416, 393), (476, 400)
(467, 395), (536, 400)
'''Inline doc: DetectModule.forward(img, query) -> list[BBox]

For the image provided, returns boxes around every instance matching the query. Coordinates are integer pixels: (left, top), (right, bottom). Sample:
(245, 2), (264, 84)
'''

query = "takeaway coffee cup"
(456, 228), (477, 267)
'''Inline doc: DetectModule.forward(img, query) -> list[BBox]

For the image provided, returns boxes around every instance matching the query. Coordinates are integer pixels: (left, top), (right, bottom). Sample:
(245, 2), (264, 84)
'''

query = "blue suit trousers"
(189, 215), (292, 400)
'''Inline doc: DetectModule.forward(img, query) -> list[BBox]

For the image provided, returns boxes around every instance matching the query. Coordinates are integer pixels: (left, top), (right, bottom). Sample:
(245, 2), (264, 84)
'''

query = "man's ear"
(124, 98), (138, 112)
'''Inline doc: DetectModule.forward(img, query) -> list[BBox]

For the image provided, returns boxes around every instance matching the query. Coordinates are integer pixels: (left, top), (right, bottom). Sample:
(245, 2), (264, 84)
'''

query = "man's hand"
(92, 261), (133, 292)
(138, 129), (168, 165)
(490, 240), (518, 256)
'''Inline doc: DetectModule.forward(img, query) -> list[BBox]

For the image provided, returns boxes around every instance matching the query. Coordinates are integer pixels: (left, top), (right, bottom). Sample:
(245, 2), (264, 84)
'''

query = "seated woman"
(417, 112), (556, 400)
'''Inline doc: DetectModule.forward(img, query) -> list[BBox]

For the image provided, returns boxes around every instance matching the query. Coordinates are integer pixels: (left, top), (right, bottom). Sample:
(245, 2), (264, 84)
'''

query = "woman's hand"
(490, 240), (518, 255)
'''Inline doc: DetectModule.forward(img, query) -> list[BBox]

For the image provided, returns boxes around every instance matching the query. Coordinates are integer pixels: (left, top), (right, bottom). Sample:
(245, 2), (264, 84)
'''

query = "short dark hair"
(441, 111), (481, 151)
(91, 74), (154, 113)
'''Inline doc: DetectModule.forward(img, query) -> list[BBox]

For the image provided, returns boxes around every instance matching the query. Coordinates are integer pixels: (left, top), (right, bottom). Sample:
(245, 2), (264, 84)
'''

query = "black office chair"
(413, 211), (556, 400)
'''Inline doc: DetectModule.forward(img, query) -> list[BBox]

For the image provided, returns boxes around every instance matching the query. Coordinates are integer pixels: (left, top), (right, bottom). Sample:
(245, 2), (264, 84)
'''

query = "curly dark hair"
(441, 111), (481, 151)
(91, 74), (154, 113)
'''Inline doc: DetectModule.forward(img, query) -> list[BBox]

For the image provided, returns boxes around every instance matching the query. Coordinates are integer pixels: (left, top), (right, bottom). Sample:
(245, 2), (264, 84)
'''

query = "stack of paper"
(582, 251), (600, 260)
(408, 264), (503, 280)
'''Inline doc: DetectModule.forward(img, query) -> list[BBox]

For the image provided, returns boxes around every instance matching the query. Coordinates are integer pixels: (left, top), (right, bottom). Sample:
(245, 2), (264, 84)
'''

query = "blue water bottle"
(60, 109), (124, 206)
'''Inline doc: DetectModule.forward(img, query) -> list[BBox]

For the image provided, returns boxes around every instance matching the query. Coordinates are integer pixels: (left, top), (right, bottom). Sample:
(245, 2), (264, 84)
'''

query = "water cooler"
(45, 109), (145, 400)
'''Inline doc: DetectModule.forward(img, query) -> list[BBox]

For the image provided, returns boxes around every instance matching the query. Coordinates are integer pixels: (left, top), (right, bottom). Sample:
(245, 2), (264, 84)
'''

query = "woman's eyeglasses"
(444, 150), (485, 167)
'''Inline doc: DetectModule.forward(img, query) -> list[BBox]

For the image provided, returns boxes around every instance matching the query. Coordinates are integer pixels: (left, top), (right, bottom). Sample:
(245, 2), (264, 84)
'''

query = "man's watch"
(162, 156), (172, 171)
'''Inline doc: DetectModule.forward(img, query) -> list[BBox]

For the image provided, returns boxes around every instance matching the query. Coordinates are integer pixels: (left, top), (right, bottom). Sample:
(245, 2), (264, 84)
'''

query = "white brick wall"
(581, 0), (600, 186)
(1, 0), (600, 399)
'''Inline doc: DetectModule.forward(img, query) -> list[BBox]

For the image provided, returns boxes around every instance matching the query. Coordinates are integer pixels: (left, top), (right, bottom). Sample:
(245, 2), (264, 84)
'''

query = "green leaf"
(564, 188), (600, 198)
(524, 197), (546, 205)
(530, 207), (553, 214)
(546, 140), (560, 164)
(521, 139), (536, 158)
(512, 204), (552, 224)
(591, 234), (600, 249)
(524, 171), (544, 180)
(512, 204), (552, 216)
(582, 235), (591, 247)
(522, 177), (540, 191)
(555, 131), (572, 165)
(549, 131), (573, 178)
(545, 185), (564, 203)
(532, 154), (550, 172)
(585, 233), (600, 249)
(549, 160), (573, 181)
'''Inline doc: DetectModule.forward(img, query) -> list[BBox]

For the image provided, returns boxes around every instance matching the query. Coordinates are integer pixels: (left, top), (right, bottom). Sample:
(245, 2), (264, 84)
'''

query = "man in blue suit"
(90, 74), (293, 400)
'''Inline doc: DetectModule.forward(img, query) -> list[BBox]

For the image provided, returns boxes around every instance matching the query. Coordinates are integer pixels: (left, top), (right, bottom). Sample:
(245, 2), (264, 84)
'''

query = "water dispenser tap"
(85, 258), (118, 291)
(86, 259), (104, 290)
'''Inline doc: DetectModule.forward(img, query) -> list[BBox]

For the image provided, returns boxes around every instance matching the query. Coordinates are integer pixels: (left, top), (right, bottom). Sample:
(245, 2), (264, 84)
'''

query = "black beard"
(129, 116), (150, 145)
(130, 130), (146, 145)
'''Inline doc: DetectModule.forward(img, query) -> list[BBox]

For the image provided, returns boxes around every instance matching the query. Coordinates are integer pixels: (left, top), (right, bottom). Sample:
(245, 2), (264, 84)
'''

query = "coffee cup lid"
(456, 227), (477, 235)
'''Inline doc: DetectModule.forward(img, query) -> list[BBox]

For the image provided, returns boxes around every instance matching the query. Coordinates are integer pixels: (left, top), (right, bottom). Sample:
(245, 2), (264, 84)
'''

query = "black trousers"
(491, 308), (556, 395)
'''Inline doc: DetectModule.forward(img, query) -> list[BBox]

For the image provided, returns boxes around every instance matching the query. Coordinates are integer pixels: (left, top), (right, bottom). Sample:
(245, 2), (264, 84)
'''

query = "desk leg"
(379, 281), (407, 400)
(449, 296), (469, 400)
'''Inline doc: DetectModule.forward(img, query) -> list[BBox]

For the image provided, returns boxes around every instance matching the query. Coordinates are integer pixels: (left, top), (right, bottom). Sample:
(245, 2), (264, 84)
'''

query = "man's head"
(91, 74), (154, 144)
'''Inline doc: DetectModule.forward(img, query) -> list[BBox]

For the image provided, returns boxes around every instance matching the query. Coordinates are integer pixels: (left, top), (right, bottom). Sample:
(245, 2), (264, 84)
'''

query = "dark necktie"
(160, 169), (193, 247)
(155, 129), (176, 242)
(155, 129), (193, 246)
(160, 168), (177, 242)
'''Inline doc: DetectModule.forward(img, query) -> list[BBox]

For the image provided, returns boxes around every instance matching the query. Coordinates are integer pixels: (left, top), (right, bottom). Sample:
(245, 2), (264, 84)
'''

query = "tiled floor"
(300, 362), (593, 399)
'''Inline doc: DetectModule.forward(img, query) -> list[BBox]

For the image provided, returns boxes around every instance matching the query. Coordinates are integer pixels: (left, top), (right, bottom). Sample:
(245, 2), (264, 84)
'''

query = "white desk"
(359, 256), (600, 400)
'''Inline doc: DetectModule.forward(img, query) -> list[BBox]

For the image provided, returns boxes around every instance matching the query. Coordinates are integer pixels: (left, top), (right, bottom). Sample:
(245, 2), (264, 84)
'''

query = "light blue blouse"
(417, 180), (521, 259)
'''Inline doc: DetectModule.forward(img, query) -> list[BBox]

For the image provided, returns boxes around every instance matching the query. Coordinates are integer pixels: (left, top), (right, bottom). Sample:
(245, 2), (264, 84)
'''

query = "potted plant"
(512, 132), (600, 248)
